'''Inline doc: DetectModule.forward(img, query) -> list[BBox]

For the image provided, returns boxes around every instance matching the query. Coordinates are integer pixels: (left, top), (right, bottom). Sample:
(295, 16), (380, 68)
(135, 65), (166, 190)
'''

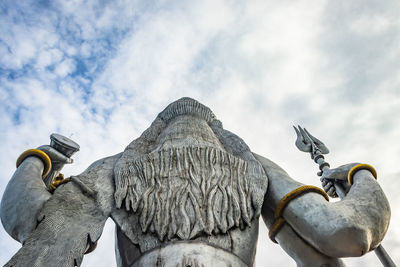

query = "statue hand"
(321, 163), (360, 195)
(37, 145), (73, 172)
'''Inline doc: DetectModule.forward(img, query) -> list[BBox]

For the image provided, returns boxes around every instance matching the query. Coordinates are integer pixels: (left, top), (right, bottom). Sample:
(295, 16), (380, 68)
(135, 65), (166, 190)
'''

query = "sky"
(0, 0), (399, 266)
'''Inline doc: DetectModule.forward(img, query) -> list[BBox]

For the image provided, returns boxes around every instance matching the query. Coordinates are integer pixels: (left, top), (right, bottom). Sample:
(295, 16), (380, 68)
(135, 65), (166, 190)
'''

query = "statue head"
(113, 97), (268, 240)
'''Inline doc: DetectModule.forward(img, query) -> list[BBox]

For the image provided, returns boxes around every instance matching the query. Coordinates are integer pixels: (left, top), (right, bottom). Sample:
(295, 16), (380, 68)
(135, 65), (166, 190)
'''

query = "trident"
(293, 125), (396, 267)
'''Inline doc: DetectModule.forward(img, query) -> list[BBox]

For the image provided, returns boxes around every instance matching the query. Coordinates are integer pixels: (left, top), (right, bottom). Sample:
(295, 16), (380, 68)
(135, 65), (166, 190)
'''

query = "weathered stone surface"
(0, 97), (391, 267)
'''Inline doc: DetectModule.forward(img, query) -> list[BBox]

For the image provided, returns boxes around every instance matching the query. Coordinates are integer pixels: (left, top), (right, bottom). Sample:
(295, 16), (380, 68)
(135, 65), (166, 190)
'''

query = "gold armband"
(16, 149), (52, 178)
(269, 185), (329, 243)
(274, 185), (329, 219)
(347, 163), (377, 186)
(268, 217), (285, 244)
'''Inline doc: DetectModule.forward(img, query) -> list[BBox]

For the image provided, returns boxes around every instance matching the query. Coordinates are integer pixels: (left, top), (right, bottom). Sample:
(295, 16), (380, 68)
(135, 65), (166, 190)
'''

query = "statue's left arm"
(254, 153), (391, 258)
(3, 154), (120, 267)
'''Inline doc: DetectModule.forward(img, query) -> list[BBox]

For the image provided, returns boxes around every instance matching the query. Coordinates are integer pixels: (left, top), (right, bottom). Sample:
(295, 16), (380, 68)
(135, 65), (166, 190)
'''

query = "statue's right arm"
(1, 153), (121, 267)
(254, 153), (390, 260)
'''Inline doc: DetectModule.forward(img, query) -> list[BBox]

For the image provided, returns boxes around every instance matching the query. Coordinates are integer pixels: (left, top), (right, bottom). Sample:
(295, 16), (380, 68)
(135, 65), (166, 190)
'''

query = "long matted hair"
(114, 98), (268, 241)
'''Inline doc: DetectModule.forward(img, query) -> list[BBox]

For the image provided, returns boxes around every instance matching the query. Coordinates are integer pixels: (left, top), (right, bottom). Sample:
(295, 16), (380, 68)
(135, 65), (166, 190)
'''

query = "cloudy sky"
(0, 0), (399, 266)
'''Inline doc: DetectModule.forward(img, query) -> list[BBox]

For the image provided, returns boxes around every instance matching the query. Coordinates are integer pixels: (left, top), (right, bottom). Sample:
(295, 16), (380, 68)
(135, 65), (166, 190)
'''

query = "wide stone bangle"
(269, 185), (329, 243)
(16, 149), (52, 178)
(347, 164), (377, 186)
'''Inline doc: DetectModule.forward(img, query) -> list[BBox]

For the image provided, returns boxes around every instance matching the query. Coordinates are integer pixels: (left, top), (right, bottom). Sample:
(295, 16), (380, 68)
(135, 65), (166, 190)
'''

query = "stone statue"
(0, 98), (391, 267)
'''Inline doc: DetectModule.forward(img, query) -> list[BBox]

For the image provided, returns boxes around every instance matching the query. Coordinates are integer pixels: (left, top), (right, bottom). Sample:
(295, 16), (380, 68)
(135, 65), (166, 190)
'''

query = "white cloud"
(1, 0), (399, 266)
(36, 48), (64, 69)
(350, 15), (392, 35)
(55, 58), (76, 77)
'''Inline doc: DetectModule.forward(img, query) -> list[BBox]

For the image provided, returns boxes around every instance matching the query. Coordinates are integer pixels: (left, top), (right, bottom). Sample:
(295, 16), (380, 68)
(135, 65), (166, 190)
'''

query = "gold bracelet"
(16, 149), (52, 178)
(269, 185), (329, 243)
(347, 164), (377, 186)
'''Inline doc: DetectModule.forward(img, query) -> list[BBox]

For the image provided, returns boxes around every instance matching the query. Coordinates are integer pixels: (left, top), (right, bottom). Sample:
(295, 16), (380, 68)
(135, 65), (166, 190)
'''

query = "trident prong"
(294, 125), (329, 156)
(293, 126), (311, 152)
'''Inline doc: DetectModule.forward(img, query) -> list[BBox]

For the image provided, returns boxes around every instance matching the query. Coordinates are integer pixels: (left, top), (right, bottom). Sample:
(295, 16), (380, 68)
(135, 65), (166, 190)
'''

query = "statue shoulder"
(252, 152), (289, 176)
(68, 152), (123, 199)
(79, 152), (122, 178)
(84, 152), (123, 173)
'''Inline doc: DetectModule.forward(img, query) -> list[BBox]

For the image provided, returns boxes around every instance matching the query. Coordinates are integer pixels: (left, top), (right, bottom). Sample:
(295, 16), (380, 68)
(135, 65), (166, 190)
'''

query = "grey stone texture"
(0, 98), (391, 267)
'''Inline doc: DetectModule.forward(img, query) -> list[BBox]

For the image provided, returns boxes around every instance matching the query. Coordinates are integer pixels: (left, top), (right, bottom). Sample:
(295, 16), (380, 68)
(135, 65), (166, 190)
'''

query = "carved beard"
(114, 98), (268, 241)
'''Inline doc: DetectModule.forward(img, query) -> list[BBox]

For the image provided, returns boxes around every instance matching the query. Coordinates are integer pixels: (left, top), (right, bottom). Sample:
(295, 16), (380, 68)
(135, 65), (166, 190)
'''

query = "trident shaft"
(293, 125), (396, 267)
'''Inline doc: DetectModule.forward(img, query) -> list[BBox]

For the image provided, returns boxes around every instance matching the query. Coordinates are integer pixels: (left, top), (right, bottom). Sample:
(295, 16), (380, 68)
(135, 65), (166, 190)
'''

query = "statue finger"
(323, 183), (331, 192)
(327, 187), (336, 197)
